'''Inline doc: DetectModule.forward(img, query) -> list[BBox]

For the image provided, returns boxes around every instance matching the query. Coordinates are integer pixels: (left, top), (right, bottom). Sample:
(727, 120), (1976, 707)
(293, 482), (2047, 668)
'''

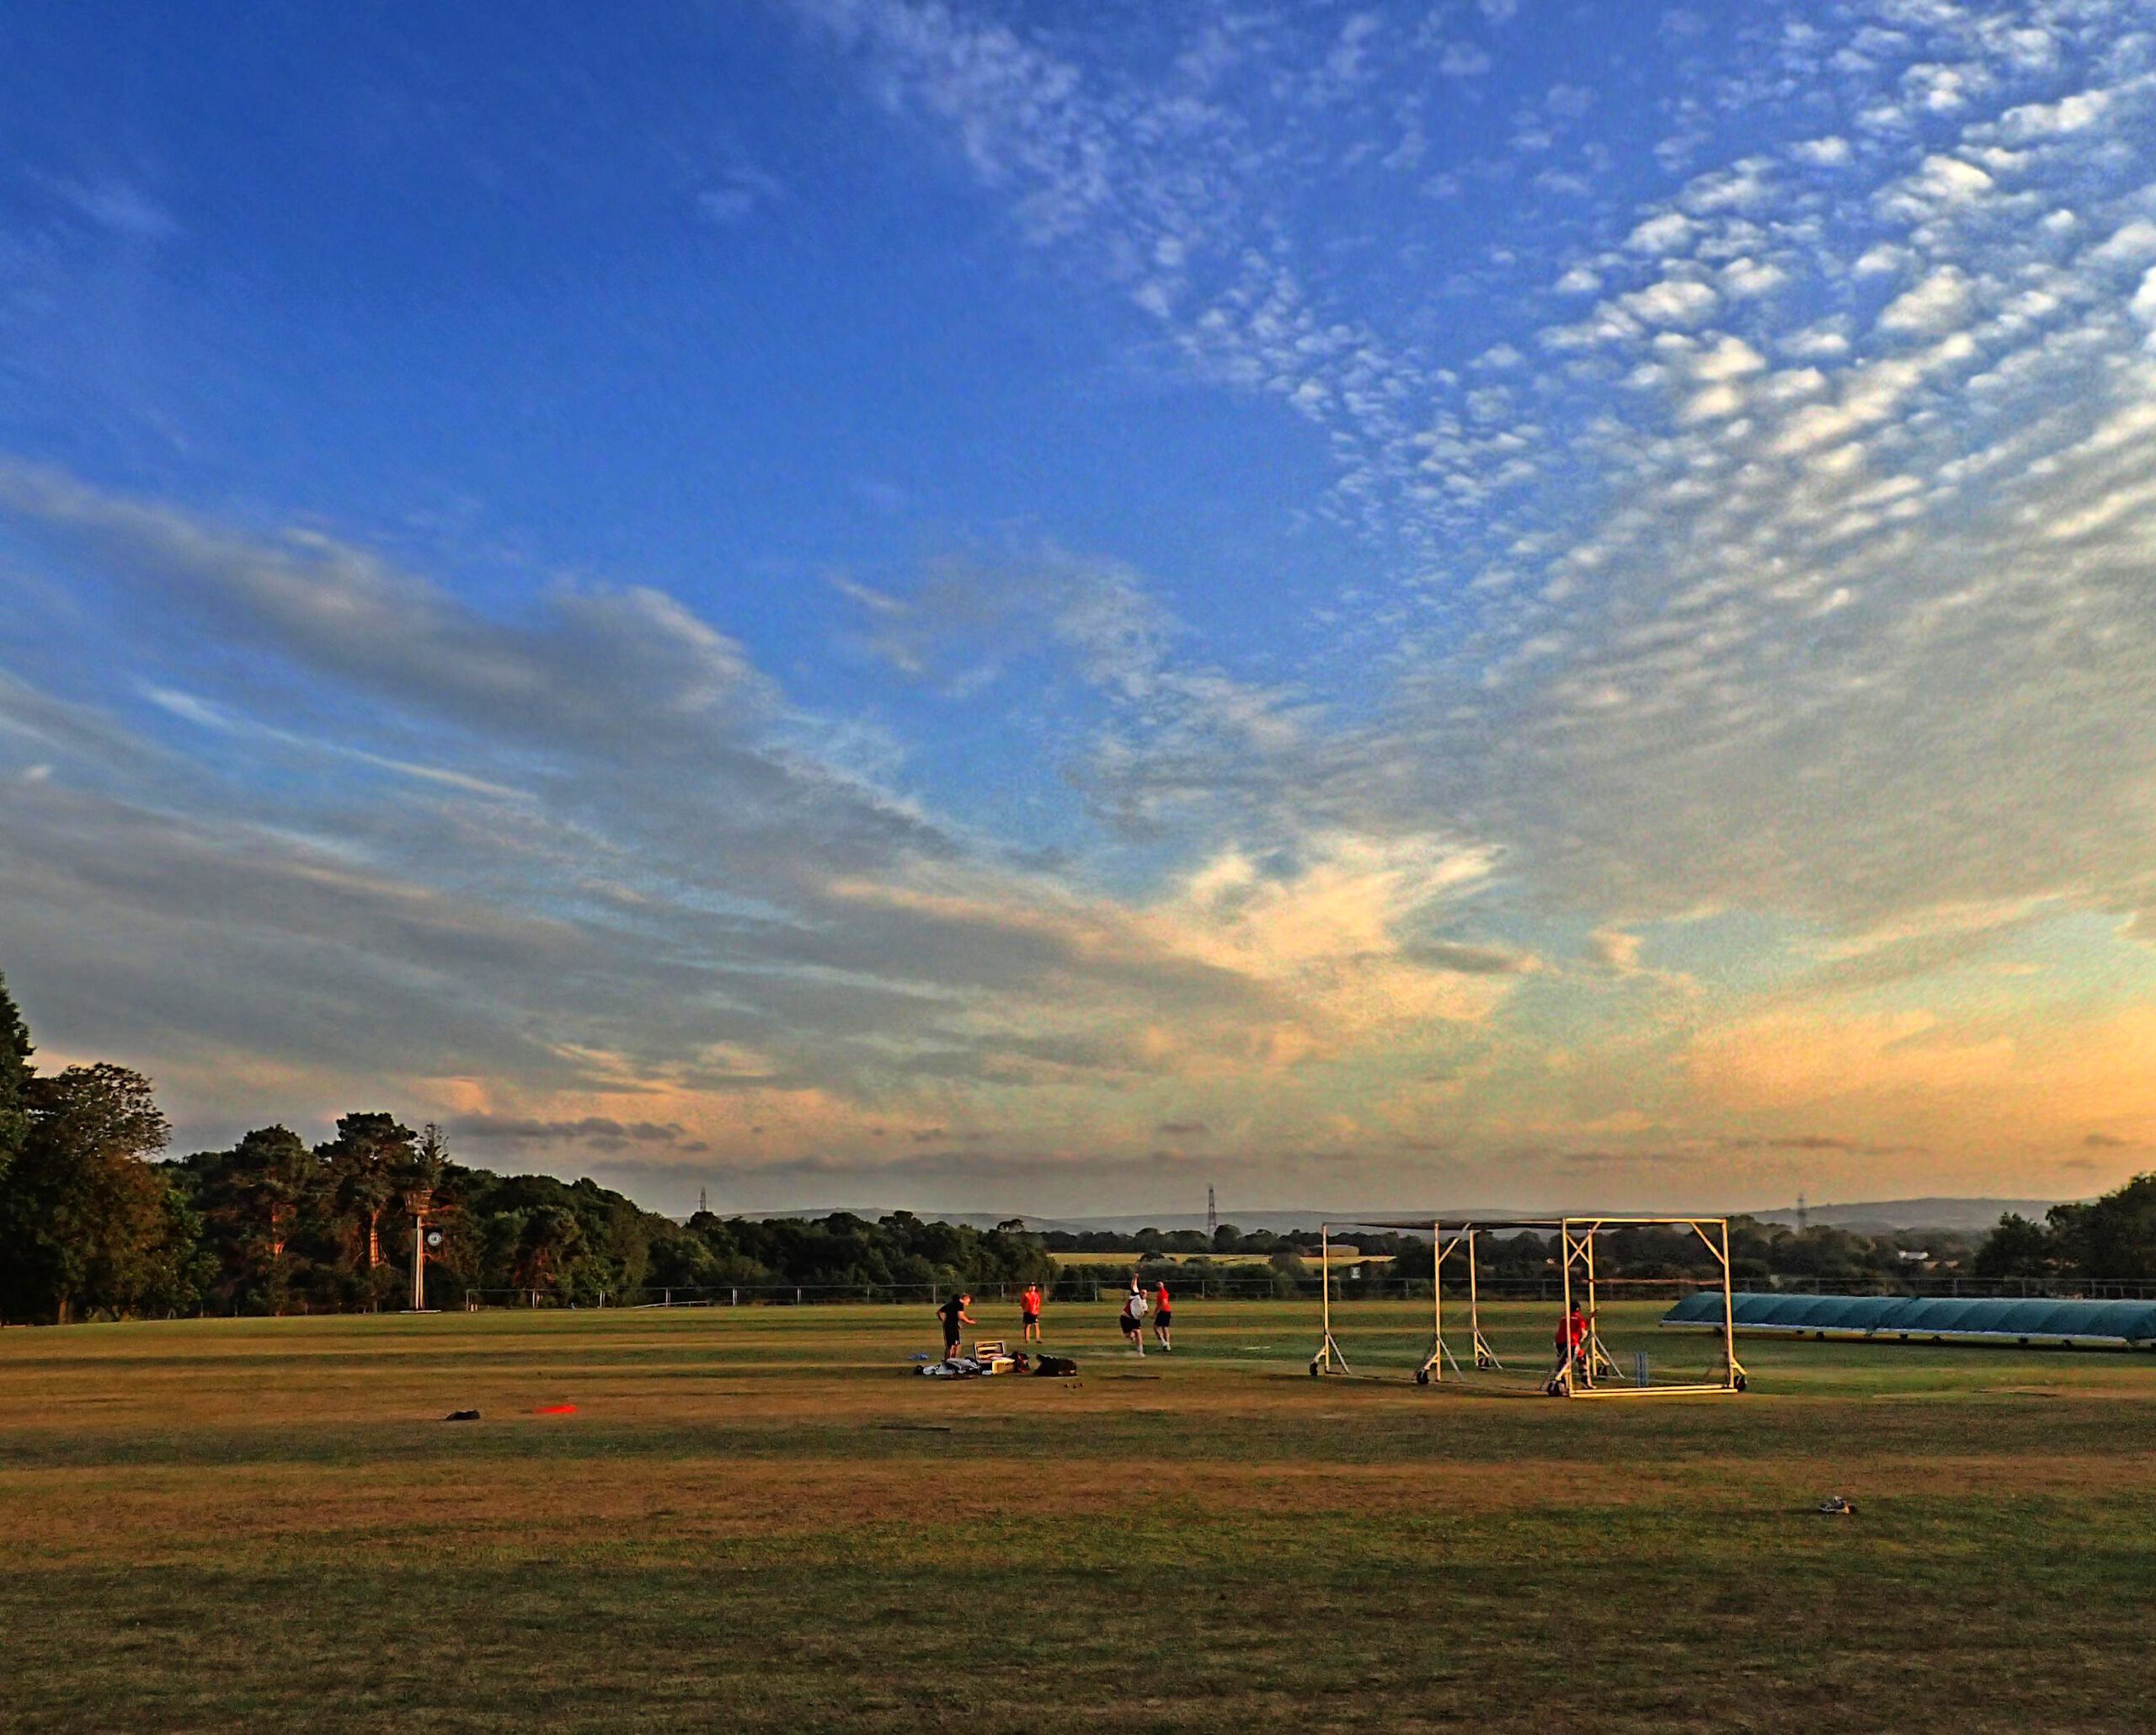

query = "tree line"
(1970, 1184), (2156, 1282)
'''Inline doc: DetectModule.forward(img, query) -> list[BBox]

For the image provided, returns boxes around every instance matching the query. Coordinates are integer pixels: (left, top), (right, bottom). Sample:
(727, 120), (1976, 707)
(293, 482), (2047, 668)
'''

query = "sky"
(2, 0), (2153, 1218)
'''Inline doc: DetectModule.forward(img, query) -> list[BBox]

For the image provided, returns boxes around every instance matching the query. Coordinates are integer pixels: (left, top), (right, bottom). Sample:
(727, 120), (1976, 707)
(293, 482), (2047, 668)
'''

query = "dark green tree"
(2048, 1177), (2156, 1279)
(196, 1126), (320, 1313)
(512, 1204), (587, 1295)
(0, 1063), (179, 1323)
(0, 967), (33, 1189)
(318, 1112), (416, 1282)
(1972, 1212), (2056, 1279)
(414, 1122), (449, 1189)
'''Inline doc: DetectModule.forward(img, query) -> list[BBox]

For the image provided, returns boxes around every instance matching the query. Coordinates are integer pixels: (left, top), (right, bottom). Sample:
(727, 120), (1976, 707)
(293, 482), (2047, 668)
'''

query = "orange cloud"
(1684, 1003), (2156, 1155)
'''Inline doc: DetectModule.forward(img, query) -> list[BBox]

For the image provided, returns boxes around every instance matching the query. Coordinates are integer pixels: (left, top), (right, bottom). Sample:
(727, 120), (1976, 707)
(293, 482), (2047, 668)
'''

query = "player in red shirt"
(1152, 1279), (1174, 1353)
(1552, 1303), (1588, 1385)
(1020, 1282), (1043, 1344)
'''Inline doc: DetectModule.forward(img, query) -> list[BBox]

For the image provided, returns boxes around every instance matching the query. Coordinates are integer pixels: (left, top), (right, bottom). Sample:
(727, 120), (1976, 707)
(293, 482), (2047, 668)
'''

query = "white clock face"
(425, 1231), (444, 1247)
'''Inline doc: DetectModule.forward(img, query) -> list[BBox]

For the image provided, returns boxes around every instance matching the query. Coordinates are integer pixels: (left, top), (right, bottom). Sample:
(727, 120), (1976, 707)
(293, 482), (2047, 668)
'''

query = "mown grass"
(4, 1299), (2153, 1732)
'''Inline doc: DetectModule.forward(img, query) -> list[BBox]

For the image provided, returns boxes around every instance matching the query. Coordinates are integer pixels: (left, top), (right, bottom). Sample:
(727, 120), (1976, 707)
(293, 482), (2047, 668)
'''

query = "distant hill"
(1748, 1198), (2066, 1235)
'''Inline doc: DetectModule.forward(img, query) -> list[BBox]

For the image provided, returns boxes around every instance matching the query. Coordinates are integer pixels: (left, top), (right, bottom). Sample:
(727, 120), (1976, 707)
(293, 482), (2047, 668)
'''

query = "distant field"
(5, 1299), (2155, 1732)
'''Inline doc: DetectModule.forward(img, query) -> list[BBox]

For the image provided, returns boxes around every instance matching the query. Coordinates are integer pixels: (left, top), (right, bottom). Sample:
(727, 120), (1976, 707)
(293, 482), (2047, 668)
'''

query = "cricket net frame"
(1310, 1216), (1748, 1399)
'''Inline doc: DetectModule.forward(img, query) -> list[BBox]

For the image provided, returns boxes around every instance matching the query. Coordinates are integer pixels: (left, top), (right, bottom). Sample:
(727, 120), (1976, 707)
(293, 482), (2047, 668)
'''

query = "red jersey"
(1021, 1287), (1041, 1318)
(1155, 1284), (1171, 1312)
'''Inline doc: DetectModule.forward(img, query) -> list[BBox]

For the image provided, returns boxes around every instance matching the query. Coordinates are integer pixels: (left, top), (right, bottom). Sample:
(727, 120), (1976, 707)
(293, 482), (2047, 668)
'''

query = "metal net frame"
(1309, 1216), (1748, 1398)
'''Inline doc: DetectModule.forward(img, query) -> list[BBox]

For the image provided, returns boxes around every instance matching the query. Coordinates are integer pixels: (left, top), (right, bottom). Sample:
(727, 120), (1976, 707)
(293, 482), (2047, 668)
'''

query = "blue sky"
(3, 1), (2154, 1215)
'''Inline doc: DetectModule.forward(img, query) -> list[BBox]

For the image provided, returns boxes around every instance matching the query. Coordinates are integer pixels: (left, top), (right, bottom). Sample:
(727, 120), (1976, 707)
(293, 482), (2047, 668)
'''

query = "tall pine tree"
(0, 967), (34, 1188)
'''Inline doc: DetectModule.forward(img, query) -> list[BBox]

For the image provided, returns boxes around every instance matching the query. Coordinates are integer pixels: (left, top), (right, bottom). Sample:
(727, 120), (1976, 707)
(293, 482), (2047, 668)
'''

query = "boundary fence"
(460, 1273), (2156, 1311)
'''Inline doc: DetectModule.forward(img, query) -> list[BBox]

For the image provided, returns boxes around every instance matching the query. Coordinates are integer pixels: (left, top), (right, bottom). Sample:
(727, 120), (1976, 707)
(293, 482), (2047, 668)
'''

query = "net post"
(1585, 1225), (1605, 1386)
(1432, 1222), (1443, 1383)
(1583, 1225), (1594, 1387)
(1558, 1221), (1574, 1396)
(1720, 1218), (1738, 1390)
(1467, 1229), (1481, 1359)
(1432, 1219), (1442, 1383)
(1321, 1223), (1331, 1373)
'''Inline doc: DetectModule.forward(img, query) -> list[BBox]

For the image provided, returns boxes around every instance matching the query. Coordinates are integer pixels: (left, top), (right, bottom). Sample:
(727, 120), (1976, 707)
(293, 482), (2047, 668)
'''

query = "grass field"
(6, 1297), (2155, 1732)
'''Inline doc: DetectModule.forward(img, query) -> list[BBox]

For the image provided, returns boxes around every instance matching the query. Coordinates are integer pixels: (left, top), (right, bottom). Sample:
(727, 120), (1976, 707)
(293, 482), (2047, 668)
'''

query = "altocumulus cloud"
(810, 0), (2156, 944)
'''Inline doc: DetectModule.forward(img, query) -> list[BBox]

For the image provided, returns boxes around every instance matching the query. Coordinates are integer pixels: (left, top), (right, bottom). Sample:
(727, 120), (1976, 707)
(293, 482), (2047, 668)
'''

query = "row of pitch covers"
(1662, 1292), (2156, 1349)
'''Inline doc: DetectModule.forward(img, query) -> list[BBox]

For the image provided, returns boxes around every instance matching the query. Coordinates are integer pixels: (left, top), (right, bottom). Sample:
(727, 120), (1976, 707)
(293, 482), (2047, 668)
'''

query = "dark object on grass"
(1817, 1494), (1858, 1516)
(445, 1409), (481, 1422)
(1032, 1355), (1079, 1377)
(916, 1357), (985, 1377)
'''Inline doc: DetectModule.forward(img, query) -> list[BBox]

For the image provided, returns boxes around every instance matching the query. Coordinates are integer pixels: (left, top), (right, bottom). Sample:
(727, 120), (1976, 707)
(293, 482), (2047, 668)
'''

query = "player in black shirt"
(937, 1292), (974, 1360)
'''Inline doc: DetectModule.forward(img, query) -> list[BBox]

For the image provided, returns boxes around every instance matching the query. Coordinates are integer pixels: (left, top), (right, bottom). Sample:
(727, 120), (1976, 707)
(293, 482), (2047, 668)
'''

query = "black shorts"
(1022, 1313), (1039, 1327)
(1120, 1313), (1141, 1333)
(1155, 1311), (1172, 1329)
(944, 1335), (961, 1355)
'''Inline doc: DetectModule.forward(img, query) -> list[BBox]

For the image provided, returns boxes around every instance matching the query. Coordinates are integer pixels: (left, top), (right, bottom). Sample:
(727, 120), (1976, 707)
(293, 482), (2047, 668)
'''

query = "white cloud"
(1879, 152), (1994, 217)
(1619, 277), (1719, 328)
(2092, 221), (2156, 267)
(1626, 211), (1696, 254)
(1721, 257), (1787, 298)
(1876, 267), (1973, 337)
(2132, 268), (2156, 328)
(1996, 89), (2111, 140)
(1791, 136), (1854, 167)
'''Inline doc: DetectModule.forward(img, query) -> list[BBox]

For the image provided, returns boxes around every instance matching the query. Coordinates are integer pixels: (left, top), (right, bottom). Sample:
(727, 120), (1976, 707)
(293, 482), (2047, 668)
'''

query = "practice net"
(1309, 1217), (1748, 1398)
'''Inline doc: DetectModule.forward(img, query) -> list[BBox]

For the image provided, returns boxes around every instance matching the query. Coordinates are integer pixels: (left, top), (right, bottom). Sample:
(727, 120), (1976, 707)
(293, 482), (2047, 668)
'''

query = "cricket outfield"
(4, 1299), (2153, 1732)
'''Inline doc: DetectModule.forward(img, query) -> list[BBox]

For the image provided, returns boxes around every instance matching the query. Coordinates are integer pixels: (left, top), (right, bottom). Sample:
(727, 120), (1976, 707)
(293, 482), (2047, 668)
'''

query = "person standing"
(1119, 1279), (1148, 1354)
(1151, 1278), (1173, 1353)
(1020, 1282), (1043, 1344)
(938, 1291), (974, 1361)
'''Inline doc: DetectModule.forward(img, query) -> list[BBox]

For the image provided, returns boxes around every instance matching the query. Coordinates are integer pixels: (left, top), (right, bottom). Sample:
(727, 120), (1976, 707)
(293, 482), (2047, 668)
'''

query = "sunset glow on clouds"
(3, 2), (2154, 1213)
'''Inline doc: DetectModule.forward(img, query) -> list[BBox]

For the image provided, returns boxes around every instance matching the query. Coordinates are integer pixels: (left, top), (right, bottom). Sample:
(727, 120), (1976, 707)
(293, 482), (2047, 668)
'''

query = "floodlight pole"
(405, 1188), (432, 1313)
